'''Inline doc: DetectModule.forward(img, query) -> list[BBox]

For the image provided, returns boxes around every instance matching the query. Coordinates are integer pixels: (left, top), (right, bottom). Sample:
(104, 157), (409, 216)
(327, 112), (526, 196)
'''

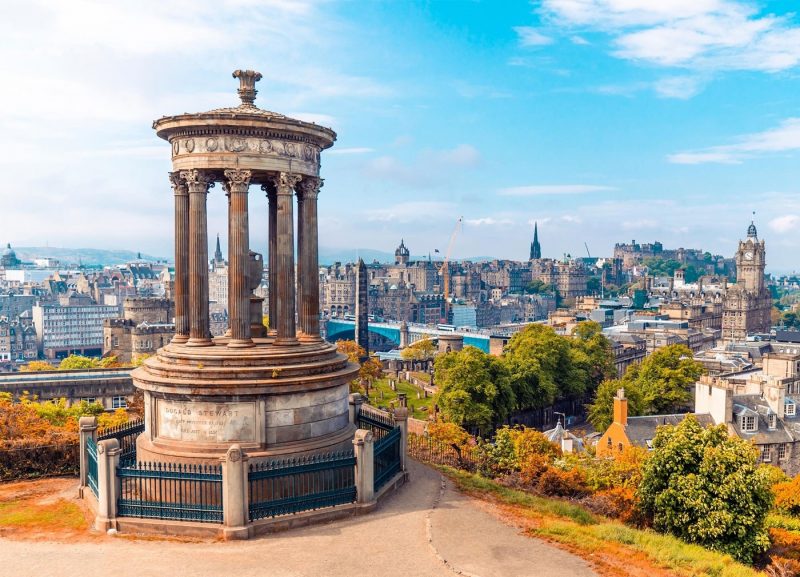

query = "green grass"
(442, 466), (760, 577)
(767, 512), (800, 533)
(0, 499), (85, 530)
(367, 378), (433, 419)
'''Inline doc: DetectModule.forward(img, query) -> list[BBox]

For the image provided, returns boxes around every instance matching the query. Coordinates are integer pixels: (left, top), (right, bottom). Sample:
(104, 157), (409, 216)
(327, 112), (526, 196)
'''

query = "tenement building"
(32, 292), (119, 359)
(721, 222), (772, 343)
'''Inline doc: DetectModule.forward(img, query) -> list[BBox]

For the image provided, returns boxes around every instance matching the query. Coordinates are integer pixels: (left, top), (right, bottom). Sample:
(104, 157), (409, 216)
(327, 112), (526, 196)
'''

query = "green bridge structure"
(323, 319), (492, 353)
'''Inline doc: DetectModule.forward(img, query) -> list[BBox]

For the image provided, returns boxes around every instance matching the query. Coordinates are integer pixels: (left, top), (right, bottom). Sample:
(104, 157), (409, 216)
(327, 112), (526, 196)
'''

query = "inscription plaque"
(157, 399), (256, 443)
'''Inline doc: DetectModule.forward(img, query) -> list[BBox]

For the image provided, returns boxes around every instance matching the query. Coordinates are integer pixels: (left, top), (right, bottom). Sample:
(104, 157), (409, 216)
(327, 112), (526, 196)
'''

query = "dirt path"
(0, 462), (597, 577)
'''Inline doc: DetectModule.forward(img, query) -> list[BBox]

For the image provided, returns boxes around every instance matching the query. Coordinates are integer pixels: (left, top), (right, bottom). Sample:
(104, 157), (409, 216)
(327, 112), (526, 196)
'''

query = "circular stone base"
(131, 338), (359, 463)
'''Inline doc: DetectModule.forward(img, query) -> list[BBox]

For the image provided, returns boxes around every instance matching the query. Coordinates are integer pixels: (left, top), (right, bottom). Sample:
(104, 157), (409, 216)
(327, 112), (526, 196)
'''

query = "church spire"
(214, 233), (223, 263)
(530, 222), (541, 260)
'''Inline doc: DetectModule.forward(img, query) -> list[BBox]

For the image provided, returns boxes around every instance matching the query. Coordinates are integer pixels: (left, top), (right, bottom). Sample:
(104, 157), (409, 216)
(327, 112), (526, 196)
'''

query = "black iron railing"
(374, 426), (401, 491)
(248, 451), (357, 521)
(98, 419), (144, 467)
(117, 462), (223, 523)
(86, 436), (98, 497)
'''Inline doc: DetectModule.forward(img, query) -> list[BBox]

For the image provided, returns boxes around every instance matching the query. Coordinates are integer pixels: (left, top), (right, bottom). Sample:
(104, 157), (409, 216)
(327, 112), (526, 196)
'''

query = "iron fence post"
(94, 438), (120, 532)
(393, 407), (409, 472)
(78, 416), (98, 493)
(221, 444), (250, 540)
(353, 429), (374, 504)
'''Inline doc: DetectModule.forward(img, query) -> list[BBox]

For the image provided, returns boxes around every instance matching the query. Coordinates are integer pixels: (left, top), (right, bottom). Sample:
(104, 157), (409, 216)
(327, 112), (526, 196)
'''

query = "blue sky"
(1, 0), (799, 272)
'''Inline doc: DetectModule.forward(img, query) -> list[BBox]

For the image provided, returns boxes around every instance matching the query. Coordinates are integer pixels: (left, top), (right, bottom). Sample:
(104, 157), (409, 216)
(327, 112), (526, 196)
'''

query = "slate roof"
(624, 413), (716, 447)
(732, 394), (795, 444)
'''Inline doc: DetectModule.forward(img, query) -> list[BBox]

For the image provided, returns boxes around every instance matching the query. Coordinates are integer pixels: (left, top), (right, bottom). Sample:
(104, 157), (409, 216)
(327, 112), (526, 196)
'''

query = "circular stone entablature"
(152, 70), (336, 178)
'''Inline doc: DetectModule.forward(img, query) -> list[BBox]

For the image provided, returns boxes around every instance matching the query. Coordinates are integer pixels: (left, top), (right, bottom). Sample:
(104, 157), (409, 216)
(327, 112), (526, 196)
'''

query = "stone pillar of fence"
(221, 444), (250, 540)
(353, 429), (374, 504)
(348, 393), (364, 425)
(78, 416), (98, 492)
(393, 407), (409, 473)
(94, 438), (120, 532)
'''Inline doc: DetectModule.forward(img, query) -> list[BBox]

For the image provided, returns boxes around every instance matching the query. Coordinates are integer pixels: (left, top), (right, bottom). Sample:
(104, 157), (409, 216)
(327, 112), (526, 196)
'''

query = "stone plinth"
(133, 338), (358, 465)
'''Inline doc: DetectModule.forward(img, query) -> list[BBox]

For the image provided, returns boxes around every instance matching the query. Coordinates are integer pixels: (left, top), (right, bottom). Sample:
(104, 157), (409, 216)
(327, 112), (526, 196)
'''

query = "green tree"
(638, 415), (773, 564)
(630, 344), (704, 414)
(503, 324), (592, 410)
(781, 310), (800, 329)
(586, 379), (644, 431)
(58, 355), (99, 370)
(524, 279), (554, 295)
(571, 321), (616, 393)
(434, 346), (514, 432)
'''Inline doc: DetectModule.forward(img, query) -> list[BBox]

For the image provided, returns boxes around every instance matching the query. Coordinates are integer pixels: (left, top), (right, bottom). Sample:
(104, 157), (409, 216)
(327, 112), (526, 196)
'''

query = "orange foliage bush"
(536, 467), (588, 498)
(583, 487), (641, 524)
(519, 453), (551, 485)
(774, 476), (800, 516)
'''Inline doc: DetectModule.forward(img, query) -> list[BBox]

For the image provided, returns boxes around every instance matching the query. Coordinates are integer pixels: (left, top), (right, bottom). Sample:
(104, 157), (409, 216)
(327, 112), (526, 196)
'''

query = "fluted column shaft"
(181, 169), (215, 346)
(268, 172), (302, 346)
(297, 177), (323, 341)
(169, 173), (189, 343)
(265, 187), (277, 336)
(224, 169), (253, 347)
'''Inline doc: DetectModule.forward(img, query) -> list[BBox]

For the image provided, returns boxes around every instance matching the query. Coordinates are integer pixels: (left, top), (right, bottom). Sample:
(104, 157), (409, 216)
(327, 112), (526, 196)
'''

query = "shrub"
(774, 476), (800, 516)
(583, 487), (641, 524)
(638, 415), (773, 564)
(536, 467), (588, 498)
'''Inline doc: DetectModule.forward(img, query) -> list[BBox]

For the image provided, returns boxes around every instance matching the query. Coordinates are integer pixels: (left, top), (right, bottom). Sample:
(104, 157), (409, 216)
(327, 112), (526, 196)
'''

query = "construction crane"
(438, 217), (463, 323)
(584, 242), (591, 258)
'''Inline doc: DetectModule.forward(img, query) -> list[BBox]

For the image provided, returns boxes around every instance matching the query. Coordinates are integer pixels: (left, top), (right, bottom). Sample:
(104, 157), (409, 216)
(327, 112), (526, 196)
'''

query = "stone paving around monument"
(0, 460), (596, 577)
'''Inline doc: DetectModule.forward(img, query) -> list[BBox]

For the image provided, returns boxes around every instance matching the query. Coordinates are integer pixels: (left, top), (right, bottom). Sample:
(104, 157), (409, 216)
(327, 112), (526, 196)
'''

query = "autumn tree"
(638, 415), (772, 564)
(434, 346), (514, 433)
(336, 340), (383, 391)
(58, 355), (99, 370)
(571, 321), (616, 393)
(20, 361), (55, 372)
(400, 338), (436, 361)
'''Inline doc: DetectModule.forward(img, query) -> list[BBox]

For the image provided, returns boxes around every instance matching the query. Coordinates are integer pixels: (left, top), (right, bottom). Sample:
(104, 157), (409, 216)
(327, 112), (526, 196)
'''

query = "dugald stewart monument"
(77, 70), (407, 539)
(136, 69), (359, 463)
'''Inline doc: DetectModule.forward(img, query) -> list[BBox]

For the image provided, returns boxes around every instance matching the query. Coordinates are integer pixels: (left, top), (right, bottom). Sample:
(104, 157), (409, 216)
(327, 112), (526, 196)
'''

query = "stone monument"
(132, 70), (359, 465)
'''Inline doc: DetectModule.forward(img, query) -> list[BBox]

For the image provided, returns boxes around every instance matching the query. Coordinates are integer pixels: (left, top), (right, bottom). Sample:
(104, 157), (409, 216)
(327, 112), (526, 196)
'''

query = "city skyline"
(2, 1), (800, 271)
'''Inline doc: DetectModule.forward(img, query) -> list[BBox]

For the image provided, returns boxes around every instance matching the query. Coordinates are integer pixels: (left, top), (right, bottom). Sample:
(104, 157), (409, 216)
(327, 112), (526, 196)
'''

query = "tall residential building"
(529, 222), (541, 260)
(32, 292), (120, 359)
(721, 222), (772, 343)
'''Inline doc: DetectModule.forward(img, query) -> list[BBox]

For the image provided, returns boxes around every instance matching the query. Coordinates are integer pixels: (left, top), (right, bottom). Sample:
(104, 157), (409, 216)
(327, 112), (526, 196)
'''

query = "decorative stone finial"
(232, 69), (262, 107)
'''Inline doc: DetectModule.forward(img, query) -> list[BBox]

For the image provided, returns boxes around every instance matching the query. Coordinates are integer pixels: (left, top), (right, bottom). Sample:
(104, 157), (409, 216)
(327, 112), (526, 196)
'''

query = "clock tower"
(722, 221), (771, 342)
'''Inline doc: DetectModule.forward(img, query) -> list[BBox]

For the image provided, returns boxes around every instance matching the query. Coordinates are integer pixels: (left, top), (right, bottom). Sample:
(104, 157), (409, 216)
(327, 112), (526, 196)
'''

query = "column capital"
(266, 172), (302, 196)
(180, 169), (216, 193)
(223, 169), (252, 194)
(168, 172), (188, 196)
(296, 177), (323, 200)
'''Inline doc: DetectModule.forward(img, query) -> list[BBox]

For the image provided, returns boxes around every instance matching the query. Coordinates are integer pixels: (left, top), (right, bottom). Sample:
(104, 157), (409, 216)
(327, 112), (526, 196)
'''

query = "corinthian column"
(224, 169), (253, 347)
(262, 184), (277, 337)
(297, 177), (323, 342)
(169, 172), (189, 344)
(181, 169), (215, 346)
(266, 172), (302, 346)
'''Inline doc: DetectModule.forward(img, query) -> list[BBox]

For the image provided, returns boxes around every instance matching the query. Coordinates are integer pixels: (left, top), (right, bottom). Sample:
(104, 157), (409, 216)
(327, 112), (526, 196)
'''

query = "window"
(779, 444), (787, 461)
(769, 414), (777, 429)
(787, 402), (797, 417)
(80, 397), (96, 404)
(112, 396), (126, 409)
(761, 445), (771, 463)
(741, 415), (756, 432)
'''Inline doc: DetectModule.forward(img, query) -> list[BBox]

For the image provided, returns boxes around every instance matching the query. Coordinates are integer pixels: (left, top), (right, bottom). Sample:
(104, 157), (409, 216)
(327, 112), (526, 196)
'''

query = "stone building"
(209, 234), (229, 310)
(32, 292), (120, 359)
(321, 262), (356, 318)
(531, 257), (587, 300)
(721, 222), (772, 343)
(529, 222), (541, 260)
(103, 297), (175, 363)
(0, 244), (21, 268)
(0, 317), (36, 365)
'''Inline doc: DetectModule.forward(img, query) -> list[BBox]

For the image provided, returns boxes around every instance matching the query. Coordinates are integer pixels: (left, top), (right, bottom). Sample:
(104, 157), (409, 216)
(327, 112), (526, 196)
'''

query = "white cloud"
(514, 26), (554, 47)
(540, 0), (800, 75)
(327, 147), (374, 155)
(464, 217), (514, 227)
(364, 145), (481, 187)
(363, 201), (455, 223)
(668, 118), (800, 164)
(653, 76), (704, 99)
(769, 215), (800, 234)
(570, 35), (590, 45)
(429, 144), (481, 167)
(498, 184), (615, 196)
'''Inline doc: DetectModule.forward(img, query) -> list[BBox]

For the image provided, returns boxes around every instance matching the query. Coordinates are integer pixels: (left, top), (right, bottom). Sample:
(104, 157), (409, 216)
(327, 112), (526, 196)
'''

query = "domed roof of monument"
(153, 69), (336, 149)
(747, 221), (758, 239)
(2, 243), (15, 257)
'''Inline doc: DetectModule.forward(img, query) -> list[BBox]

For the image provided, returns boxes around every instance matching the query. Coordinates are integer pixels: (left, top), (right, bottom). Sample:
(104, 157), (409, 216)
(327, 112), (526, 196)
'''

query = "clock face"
(744, 251), (754, 261)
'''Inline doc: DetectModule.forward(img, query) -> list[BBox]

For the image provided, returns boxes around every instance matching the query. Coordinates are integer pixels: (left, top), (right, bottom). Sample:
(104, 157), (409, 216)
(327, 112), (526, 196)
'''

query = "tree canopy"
(638, 415), (773, 564)
(586, 378), (644, 431)
(400, 338), (436, 361)
(434, 346), (514, 433)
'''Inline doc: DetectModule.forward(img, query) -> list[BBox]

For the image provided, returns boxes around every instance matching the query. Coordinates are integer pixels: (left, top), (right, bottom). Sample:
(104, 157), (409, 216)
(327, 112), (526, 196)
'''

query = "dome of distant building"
(395, 239), (410, 265)
(747, 221), (758, 239)
(0, 243), (20, 268)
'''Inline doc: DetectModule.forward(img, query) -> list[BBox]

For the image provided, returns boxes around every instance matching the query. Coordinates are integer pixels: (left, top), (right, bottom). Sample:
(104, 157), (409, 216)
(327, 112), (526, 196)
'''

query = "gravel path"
(0, 461), (596, 577)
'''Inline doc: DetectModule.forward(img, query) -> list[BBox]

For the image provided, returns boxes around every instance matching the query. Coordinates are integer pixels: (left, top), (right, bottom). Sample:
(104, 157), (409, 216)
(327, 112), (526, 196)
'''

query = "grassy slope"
(443, 467), (760, 577)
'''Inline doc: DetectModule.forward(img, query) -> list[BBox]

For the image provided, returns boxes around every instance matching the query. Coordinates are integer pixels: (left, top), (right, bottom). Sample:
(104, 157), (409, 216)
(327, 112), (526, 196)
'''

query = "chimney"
(613, 388), (628, 426)
(764, 377), (785, 420)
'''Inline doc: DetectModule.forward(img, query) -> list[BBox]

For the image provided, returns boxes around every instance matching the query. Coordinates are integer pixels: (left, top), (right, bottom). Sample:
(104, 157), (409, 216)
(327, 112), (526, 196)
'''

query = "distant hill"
(13, 247), (166, 267)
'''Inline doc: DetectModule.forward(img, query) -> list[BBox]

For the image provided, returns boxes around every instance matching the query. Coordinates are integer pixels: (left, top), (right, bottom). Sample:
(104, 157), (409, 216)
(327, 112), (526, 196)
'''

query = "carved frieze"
(171, 136), (320, 166)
